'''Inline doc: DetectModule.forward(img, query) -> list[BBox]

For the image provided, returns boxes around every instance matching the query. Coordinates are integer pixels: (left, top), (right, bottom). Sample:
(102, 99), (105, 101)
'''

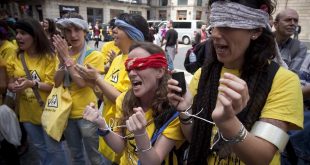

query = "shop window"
(178, 0), (188, 5)
(87, 8), (103, 25)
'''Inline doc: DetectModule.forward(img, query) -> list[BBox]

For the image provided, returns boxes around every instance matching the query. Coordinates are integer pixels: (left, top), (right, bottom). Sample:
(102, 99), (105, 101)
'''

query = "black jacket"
(184, 39), (212, 74)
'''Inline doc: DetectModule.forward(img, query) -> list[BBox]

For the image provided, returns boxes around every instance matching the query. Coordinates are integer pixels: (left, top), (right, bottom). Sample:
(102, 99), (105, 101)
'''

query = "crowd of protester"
(0, 0), (309, 164)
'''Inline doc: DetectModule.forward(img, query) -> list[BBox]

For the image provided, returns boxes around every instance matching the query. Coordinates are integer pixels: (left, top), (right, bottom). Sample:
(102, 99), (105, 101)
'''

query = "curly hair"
(120, 42), (174, 136)
(187, 0), (279, 164)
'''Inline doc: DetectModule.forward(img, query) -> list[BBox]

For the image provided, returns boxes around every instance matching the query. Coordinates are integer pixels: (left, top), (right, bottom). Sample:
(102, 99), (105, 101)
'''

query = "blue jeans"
(23, 122), (68, 165)
(281, 110), (310, 165)
(64, 118), (104, 165)
(166, 46), (176, 71)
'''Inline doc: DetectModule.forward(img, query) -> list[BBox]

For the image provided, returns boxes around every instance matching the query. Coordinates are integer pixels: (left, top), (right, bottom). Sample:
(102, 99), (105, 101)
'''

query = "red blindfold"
(125, 53), (168, 71)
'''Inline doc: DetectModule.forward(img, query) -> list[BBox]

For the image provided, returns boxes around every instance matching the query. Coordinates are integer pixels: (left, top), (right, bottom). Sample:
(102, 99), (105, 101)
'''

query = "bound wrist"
(216, 117), (242, 138)
(33, 81), (39, 89)
(64, 58), (75, 68)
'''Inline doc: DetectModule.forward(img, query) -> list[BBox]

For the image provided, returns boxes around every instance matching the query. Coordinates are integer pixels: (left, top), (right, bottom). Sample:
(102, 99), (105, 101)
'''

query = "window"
(178, 0), (188, 5)
(130, 11), (142, 15)
(159, 10), (167, 20)
(110, 9), (124, 20)
(196, 11), (202, 20)
(196, 21), (205, 28)
(173, 22), (191, 28)
(87, 8), (103, 25)
(177, 10), (187, 20)
(160, 0), (168, 6)
(197, 0), (202, 6)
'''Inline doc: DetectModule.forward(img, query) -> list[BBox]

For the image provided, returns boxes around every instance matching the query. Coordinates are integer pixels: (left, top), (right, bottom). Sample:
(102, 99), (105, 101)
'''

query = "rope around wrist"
(179, 105), (193, 124)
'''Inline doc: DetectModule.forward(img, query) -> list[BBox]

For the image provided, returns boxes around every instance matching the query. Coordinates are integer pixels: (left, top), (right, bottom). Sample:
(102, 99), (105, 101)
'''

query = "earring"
(251, 35), (257, 40)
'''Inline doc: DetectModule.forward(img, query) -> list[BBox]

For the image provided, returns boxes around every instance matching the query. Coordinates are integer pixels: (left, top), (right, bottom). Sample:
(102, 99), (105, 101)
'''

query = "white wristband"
(250, 121), (289, 152)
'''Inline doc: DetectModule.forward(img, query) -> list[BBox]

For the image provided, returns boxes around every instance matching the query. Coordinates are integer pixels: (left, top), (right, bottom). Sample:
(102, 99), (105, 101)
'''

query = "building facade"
(1, 0), (310, 43)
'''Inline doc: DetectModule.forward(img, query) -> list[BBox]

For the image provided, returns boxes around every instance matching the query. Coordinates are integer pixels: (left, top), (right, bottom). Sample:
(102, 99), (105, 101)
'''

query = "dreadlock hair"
(120, 42), (174, 136)
(187, 0), (278, 164)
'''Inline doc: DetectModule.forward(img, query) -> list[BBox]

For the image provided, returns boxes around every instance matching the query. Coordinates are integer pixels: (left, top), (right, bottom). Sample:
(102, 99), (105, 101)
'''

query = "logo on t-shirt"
(47, 95), (58, 108)
(111, 69), (120, 83)
(31, 70), (41, 82)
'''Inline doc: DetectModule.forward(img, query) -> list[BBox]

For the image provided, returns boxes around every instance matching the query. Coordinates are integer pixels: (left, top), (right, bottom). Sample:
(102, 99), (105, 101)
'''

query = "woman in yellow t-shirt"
(83, 42), (184, 165)
(76, 13), (151, 164)
(6, 18), (68, 165)
(167, 1), (303, 165)
(53, 12), (105, 165)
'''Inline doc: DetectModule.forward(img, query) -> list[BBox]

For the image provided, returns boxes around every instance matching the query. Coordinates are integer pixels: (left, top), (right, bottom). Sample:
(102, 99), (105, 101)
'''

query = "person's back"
(164, 20), (178, 71)
(165, 28), (178, 47)
(274, 8), (308, 73)
(184, 39), (212, 74)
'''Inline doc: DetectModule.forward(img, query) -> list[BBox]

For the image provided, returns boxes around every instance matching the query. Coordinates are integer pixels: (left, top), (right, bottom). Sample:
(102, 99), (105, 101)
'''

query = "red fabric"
(125, 53), (167, 71)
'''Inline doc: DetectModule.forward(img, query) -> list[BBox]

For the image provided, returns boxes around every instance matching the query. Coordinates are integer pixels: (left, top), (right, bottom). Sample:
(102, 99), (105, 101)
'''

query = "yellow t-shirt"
(114, 92), (184, 165)
(65, 48), (105, 118)
(98, 54), (131, 162)
(100, 41), (120, 64)
(189, 67), (304, 165)
(6, 52), (56, 125)
(0, 40), (17, 64)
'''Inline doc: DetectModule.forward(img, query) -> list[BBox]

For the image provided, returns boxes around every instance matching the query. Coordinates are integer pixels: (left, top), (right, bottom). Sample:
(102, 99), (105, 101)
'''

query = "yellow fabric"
(100, 41), (120, 64)
(114, 92), (184, 165)
(41, 85), (72, 141)
(6, 52), (56, 125)
(189, 67), (304, 165)
(64, 48), (105, 119)
(98, 54), (131, 163)
(0, 40), (17, 65)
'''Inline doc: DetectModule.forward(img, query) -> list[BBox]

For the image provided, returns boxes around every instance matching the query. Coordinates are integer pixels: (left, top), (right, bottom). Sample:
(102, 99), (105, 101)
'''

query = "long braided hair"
(187, 0), (277, 164)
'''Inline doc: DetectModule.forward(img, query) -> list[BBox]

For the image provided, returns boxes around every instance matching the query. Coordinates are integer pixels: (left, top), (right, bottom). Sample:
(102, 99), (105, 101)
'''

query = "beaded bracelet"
(135, 142), (152, 153)
(95, 76), (103, 84)
(134, 131), (147, 137)
(220, 123), (248, 144)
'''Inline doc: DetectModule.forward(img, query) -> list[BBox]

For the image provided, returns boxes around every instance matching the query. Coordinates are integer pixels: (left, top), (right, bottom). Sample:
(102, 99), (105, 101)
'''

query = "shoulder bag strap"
(20, 53), (45, 108)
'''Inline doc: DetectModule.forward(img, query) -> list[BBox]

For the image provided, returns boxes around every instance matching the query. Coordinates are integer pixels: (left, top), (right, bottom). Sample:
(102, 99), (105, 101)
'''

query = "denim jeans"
(281, 110), (310, 165)
(23, 122), (68, 165)
(64, 118), (104, 165)
(166, 46), (176, 71)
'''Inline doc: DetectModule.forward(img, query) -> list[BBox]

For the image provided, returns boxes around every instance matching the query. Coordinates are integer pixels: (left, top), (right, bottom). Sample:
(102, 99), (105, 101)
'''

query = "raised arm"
(75, 64), (124, 103)
(126, 107), (176, 165)
(212, 73), (298, 165)
(83, 102), (125, 153)
(53, 34), (87, 88)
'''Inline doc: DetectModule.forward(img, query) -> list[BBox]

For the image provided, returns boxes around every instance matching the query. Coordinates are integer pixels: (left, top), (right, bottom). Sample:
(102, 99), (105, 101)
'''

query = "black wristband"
(97, 128), (111, 137)
(33, 81), (39, 89)
(179, 115), (192, 122)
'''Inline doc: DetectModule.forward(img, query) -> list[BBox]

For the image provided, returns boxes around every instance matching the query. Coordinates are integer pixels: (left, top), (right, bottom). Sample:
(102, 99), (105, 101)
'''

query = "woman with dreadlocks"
(167, 0), (303, 165)
(83, 42), (184, 165)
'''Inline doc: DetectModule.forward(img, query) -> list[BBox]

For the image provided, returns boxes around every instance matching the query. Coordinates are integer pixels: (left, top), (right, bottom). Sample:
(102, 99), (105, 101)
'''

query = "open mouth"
(132, 80), (142, 87)
(215, 45), (228, 54)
